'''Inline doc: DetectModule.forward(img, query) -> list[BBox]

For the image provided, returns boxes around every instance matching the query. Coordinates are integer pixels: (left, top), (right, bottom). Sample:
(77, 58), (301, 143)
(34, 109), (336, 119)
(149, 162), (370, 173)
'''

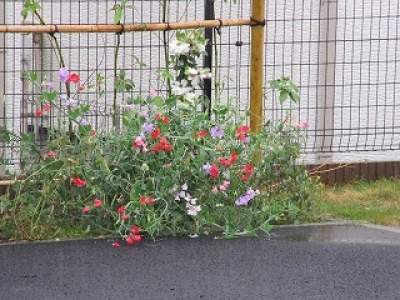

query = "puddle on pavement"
(270, 225), (400, 245)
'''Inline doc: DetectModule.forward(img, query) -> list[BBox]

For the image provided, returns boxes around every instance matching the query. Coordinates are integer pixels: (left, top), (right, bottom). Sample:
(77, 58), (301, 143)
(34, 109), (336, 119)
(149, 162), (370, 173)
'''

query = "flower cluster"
(174, 183), (201, 216)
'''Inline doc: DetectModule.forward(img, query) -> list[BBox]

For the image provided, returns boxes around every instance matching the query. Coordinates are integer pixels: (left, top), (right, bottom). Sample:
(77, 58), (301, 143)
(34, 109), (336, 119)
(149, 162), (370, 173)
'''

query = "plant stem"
(162, 0), (171, 95)
(113, 33), (121, 129)
(33, 10), (73, 138)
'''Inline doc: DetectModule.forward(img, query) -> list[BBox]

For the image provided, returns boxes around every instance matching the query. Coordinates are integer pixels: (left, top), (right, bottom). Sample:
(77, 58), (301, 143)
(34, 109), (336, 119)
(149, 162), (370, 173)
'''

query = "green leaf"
(154, 96), (164, 107)
(114, 9), (123, 25)
(279, 92), (288, 104)
(289, 91), (300, 103)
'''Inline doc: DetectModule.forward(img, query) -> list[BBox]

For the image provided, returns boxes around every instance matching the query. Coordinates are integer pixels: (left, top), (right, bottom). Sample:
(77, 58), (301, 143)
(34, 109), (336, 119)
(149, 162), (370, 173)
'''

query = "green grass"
(311, 179), (400, 226)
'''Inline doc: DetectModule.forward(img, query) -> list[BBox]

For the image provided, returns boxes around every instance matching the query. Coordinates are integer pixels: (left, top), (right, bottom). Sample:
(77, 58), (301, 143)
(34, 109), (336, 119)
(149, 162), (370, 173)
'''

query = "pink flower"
(93, 199), (102, 208)
(121, 214), (129, 221)
(82, 206), (90, 213)
(219, 185), (227, 191)
(302, 121), (310, 129)
(211, 186), (219, 194)
(149, 89), (156, 97)
(112, 242), (120, 248)
(46, 151), (56, 158)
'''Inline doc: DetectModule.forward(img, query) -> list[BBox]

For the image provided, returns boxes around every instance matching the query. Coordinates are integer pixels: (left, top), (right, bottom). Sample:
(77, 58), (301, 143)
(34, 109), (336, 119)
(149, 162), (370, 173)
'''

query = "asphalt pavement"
(1, 223), (400, 300)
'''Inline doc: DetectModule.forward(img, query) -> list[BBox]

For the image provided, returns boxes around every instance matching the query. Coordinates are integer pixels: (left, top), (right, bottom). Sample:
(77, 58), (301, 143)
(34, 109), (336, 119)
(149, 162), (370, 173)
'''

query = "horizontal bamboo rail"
(0, 19), (253, 33)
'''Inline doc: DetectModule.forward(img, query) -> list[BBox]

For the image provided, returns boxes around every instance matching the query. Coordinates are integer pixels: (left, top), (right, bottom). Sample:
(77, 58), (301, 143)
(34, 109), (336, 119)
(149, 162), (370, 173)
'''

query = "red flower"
(244, 164), (253, 176)
(230, 152), (238, 164)
(90, 130), (96, 136)
(82, 206), (90, 213)
(131, 225), (140, 235)
(67, 73), (80, 84)
(72, 176), (86, 187)
(140, 196), (155, 205)
(151, 127), (161, 140)
(126, 234), (142, 245)
(209, 164), (220, 179)
(236, 125), (250, 140)
(117, 206), (125, 214)
(241, 175), (249, 181)
(163, 144), (173, 152)
(132, 140), (141, 148)
(126, 235), (135, 245)
(46, 151), (56, 158)
(237, 125), (250, 134)
(79, 85), (85, 91)
(219, 158), (231, 167)
(35, 109), (43, 117)
(132, 235), (142, 242)
(194, 130), (207, 139)
(112, 242), (120, 248)
(43, 104), (51, 111)
(93, 199), (102, 208)
(156, 114), (169, 124)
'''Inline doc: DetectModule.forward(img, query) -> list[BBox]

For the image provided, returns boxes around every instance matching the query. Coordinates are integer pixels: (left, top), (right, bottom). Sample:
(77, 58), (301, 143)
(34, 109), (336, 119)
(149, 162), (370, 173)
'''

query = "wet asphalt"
(1, 224), (400, 300)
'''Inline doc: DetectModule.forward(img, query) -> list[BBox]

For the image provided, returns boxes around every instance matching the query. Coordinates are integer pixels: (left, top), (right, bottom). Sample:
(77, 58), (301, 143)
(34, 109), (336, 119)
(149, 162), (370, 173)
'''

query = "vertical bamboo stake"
(250, 0), (266, 133)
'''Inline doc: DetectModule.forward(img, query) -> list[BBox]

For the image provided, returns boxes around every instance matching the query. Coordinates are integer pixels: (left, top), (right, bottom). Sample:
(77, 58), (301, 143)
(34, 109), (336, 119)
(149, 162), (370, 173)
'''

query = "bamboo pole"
(0, 19), (252, 33)
(249, 0), (266, 133)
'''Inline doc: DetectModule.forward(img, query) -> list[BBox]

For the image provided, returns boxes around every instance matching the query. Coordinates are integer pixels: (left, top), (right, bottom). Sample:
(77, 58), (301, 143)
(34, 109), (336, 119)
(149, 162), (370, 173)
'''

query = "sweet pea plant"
(1, 29), (316, 244)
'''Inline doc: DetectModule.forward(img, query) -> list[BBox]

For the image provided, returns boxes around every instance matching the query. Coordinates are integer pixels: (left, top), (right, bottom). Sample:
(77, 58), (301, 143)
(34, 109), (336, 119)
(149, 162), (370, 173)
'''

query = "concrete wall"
(2, 0), (400, 166)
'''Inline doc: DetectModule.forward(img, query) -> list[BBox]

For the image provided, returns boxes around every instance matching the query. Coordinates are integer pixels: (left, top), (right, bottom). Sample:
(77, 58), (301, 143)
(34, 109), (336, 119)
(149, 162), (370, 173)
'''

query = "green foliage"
(21, 0), (41, 20)
(269, 76), (300, 104)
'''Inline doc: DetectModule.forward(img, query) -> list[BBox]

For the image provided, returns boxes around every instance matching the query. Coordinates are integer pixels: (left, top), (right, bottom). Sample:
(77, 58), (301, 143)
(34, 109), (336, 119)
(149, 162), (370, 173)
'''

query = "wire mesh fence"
(1, 0), (400, 174)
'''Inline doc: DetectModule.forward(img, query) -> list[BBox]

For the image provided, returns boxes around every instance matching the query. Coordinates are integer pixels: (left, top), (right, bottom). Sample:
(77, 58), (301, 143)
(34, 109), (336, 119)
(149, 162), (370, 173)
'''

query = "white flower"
(169, 40), (191, 56)
(196, 44), (206, 53)
(186, 203), (201, 216)
(181, 183), (188, 191)
(184, 92), (198, 102)
(171, 80), (193, 96)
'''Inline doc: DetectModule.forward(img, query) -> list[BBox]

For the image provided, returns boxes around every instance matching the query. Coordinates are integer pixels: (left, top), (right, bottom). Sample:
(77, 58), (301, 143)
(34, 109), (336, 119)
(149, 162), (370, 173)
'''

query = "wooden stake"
(0, 19), (252, 33)
(249, 0), (266, 133)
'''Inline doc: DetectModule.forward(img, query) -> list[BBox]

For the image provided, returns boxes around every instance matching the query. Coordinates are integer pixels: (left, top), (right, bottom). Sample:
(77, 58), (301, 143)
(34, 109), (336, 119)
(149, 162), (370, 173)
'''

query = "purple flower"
(210, 126), (224, 139)
(244, 136), (251, 144)
(142, 122), (154, 133)
(60, 68), (69, 83)
(202, 163), (211, 174)
(235, 188), (260, 206)
(80, 118), (89, 126)
(65, 98), (77, 107)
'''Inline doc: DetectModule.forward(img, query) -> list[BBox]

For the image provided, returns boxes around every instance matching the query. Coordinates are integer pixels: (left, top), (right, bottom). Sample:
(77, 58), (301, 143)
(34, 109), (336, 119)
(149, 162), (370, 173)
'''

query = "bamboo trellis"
(0, 19), (253, 33)
(0, 0), (267, 184)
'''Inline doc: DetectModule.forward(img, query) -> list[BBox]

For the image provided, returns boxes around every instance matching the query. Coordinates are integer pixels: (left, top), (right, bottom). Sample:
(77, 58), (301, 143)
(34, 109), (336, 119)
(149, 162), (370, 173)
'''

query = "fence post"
(250, 0), (266, 133)
(316, 0), (337, 162)
(0, 0), (5, 177)
(203, 0), (214, 115)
